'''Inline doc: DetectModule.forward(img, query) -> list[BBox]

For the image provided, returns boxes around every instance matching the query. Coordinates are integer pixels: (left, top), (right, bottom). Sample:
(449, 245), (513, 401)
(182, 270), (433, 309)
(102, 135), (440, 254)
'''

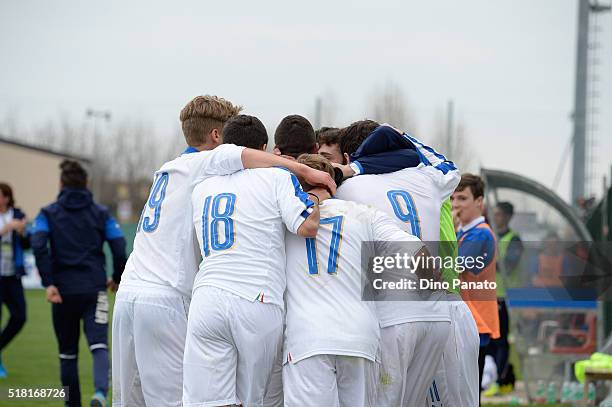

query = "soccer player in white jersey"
(339, 122), (480, 407)
(282, 154), (428, 407)
(112, 98), (335, 407)
(334, 120), (473, 407)
(184, 115), (323, 407)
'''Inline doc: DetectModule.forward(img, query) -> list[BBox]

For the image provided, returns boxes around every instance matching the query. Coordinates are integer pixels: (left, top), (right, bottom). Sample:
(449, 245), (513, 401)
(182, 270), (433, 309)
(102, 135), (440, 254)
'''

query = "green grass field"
(1, 289), (114, 406)
(0, 290), (565, 407)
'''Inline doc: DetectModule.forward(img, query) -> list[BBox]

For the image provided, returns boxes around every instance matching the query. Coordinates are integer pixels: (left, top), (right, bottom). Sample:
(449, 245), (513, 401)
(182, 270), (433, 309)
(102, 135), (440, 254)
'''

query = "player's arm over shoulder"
(371, 208), (421, 243)
(370, 207), (423, 262)
(370, 208), (441, 281)
(189, 144), (246, 181)
(273, 168), (319, 238)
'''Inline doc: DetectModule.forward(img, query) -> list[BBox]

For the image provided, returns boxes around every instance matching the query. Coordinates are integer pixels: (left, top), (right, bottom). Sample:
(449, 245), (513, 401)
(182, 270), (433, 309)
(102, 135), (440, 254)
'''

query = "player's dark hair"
(222, 114), (268, 150)
(338, 120), (379, 157)
(456, 173), (485, 199)
(274, 115), (316, 158)
(496, 201), (514, 217)
(60, 160), (88, 189)
(315, 127), (340, 145)
(0, 183), (15, 208)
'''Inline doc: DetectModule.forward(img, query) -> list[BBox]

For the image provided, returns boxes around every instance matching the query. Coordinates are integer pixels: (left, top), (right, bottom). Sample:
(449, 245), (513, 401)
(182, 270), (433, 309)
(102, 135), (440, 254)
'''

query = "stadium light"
(85, 108), (112, 197)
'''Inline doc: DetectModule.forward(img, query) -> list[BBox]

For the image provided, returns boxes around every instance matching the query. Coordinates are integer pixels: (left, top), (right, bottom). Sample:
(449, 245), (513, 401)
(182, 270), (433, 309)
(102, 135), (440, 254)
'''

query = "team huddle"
(111, 95), (483, 407)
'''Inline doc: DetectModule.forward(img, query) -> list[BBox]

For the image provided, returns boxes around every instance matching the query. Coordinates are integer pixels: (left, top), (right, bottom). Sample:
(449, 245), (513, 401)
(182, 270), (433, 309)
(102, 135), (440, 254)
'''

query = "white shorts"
(263, 349), (284, 407)
(112, 285), (189, 407)
(283, 354), (378, 407)
(427, 300), (480, 407)
(183, 286), (284, 407)
(377, 321), (450, 407)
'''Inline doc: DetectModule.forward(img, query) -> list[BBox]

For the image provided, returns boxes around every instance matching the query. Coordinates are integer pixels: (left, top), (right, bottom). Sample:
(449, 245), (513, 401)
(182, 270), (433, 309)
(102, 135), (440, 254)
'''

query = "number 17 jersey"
(283, 199), (422, 364)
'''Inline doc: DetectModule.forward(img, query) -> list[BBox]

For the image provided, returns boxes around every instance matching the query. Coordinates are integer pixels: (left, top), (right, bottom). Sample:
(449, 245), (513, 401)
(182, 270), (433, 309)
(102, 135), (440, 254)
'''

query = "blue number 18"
(202, 193), (236, 257)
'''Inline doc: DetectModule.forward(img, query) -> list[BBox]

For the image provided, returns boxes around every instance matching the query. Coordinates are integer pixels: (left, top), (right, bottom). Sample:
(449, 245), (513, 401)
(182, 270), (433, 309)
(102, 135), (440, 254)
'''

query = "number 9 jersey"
(336, 129), (460, 326)
(120, 144), (245, 297)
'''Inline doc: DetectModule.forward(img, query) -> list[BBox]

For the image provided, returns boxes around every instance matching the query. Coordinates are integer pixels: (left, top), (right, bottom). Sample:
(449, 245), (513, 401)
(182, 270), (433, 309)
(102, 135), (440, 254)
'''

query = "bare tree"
(367, 80), (417, 132)
(430, 106), (474, 173)
(22, 116), (91, 159)
(1, 113), (174, 220)
(31, 120), (56, 149)
(36, 115), (89, 155)
(319, 88), (340, 128)
(160, 124), (187, 162)
(0, 110), (23, 141)
(97, 120), (191, 217)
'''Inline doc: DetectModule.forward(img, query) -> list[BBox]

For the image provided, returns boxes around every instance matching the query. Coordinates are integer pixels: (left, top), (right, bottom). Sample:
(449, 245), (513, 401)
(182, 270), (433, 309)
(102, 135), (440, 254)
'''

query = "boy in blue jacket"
(32, 161), (126, 407)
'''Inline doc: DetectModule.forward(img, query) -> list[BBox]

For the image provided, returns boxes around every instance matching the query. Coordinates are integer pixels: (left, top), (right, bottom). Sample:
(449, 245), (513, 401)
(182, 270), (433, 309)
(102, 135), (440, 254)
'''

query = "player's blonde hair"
(296, 154), (336, 191)
(180, 95), (243, 146)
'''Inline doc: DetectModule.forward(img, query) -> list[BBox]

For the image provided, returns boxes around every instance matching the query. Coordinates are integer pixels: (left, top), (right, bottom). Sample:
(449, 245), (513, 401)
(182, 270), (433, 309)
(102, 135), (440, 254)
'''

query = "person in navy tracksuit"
(31, 160), (127, 407)
(0, 183), (29, 378)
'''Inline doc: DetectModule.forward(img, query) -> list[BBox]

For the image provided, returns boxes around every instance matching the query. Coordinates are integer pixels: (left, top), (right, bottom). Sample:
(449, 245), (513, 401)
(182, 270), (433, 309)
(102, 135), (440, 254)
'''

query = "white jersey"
(283, 199), (422, 364)
(338, 166), (458, 242)
(336, 128), (460, 325)
(121, 144), (245, 297)
(191, 167), (313, 309)
(0, 208), (14, 277)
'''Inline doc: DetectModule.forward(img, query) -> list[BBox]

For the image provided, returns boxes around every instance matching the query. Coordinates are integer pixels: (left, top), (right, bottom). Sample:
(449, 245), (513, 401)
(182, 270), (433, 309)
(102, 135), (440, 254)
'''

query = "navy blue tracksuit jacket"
(31, 188), (126, 294)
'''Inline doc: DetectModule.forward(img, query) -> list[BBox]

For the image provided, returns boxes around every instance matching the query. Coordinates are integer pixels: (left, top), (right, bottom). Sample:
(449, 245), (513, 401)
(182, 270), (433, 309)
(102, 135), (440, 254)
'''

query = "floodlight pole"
(85, 108), (111, 197)
(571, 0), (590, 207)
(314, 97), (322, 130)
(571, 0), (611, 207)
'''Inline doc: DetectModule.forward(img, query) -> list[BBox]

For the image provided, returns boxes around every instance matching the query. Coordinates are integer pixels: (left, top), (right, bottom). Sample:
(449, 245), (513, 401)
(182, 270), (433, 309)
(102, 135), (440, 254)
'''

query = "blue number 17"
(305, 216), (344, 275)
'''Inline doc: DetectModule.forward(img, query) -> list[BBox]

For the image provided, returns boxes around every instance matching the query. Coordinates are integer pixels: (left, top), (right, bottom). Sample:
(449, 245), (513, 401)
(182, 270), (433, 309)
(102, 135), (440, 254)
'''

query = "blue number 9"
(387, 190), (421, 238)
(139, 172), (169, 233)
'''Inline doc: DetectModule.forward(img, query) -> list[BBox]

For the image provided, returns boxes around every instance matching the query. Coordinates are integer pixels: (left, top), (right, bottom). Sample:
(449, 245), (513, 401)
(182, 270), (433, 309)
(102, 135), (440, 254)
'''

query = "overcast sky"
(1, 0), (611, 202)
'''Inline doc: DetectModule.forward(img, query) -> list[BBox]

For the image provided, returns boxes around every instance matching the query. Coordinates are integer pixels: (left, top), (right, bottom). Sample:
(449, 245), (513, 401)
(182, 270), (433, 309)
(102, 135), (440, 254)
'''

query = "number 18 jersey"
(191, 167), (313, 309)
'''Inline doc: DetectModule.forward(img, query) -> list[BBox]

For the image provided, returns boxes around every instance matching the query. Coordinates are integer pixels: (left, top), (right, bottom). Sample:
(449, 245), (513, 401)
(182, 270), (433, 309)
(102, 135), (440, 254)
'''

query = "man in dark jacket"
(0, 182), (29, 378)
(31, 161), (126, 407)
